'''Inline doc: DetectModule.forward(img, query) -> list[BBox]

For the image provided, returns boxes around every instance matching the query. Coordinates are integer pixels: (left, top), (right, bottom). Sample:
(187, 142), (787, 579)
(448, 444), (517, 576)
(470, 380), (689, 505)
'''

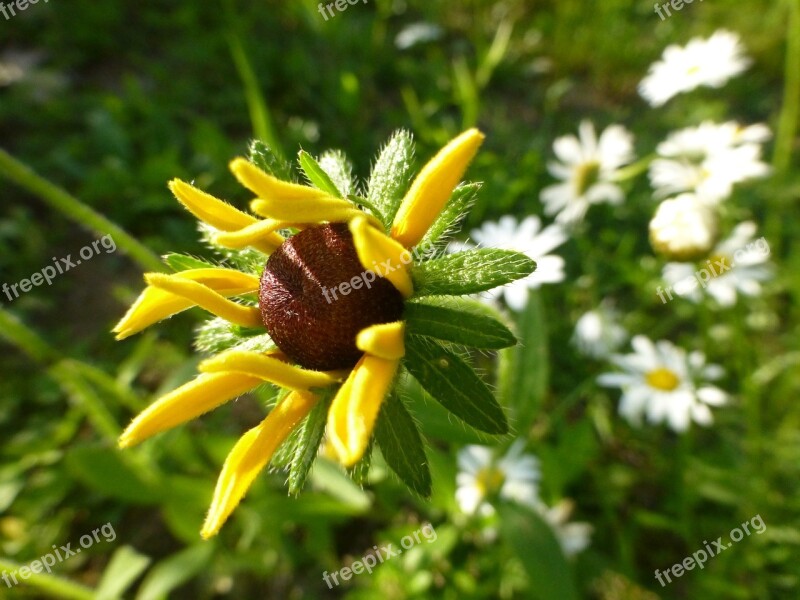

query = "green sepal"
(404, 300), (516, 349)
(318, 149), (356, 198)
(366, 129), (415, 228)
(410, 248), (536, 296)
(347, 438), (373, 487)
(249, 139), (294, 182)
(404, 335), (509, 435)
(375, 391), (432, 497)
(298, 150), (344, 198)
(197, 223), (267, 275)
(194, 317), (274, 355)
(419, 183), (481, 249)
(287, 388), (334, 495)
(163, 253), (218, 272)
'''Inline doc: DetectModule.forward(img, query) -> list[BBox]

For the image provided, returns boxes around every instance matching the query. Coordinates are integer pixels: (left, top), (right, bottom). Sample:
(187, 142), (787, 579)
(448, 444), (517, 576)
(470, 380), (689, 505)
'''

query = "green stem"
(610, 154), (655, 182)
(0, 558), (94, 600)
(773, 0), (800, 174)
(0, 148), (163, 273)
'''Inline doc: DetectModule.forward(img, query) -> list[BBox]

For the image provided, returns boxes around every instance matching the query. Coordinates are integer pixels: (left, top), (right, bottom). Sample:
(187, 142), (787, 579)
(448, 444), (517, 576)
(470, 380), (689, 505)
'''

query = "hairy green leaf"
(405, 300), (516, 349)
(298, 149), (344, 197)
(249, 139), (294, 182)
(288, 389), (334, 495)
(419, 182), (481, 248)
(375, 392), (431, 497)
(366, 129), (415, 227)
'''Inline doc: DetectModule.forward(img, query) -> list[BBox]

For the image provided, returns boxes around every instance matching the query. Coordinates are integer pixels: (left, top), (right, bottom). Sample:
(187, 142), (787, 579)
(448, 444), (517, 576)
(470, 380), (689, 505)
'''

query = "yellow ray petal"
(119, 372), (261, 448)
(212, 218), (286, 253)
(113, 269), (260, 340)
(201, 390), (317, 539)
(230, 158), (333, 202)
(327, 355), (400, 467)
(391, 128), (484, 248)
(249, 197), (365, 224)
(356, 321), (405, 360)
(199, 350), (346, 390)
(144, 273), (262, 329)
(349, 216), (413, 298)
(169, 179), (256, 231)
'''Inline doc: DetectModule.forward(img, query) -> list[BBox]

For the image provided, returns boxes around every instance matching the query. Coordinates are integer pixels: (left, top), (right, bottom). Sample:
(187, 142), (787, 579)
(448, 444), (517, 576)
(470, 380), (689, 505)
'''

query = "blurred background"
(1, 0), (798, 598)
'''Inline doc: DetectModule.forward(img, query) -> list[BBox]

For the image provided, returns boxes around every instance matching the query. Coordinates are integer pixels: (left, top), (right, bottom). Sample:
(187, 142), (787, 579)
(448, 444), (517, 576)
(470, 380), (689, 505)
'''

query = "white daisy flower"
(538, 500), (593, 557)
(572, 305), (628, 359)
(649, 194), (718, 261)
(639, 30), (750, 106)
(649, 122), (771, 203)
(598, 335), (728, 432)
(662, 221), (773, 306)
(456, 215), (567, 311)
(540, 121), (635, 225)
(455, 441), (540, 517)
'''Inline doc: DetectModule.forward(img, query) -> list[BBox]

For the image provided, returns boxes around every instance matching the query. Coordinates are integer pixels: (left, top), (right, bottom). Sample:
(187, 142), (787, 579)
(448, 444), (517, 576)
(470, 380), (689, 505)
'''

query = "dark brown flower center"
(259, 223), (405, 371)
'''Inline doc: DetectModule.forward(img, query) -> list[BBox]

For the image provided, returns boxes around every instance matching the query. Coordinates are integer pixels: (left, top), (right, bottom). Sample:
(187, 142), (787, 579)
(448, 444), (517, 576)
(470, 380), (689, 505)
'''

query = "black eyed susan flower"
(113, 129), (536, 538)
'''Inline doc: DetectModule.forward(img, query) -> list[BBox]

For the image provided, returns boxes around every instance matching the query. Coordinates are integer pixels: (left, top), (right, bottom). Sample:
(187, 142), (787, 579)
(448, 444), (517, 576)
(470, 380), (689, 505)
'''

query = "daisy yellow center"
(259, 223), (405, 371)
(645, 367), (680, 391)
(703, 254), (731, 280)
(476, 466), (506, 497)
(575, 160), (601, 196)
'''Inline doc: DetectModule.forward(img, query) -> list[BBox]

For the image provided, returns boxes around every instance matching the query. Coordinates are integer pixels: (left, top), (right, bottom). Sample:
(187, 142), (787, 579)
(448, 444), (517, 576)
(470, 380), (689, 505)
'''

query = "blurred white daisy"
(662, 221), (773, 306)
(456, 215), (567, 311)
(649, 194), (718, 261)
(455, 441), (540, 517)
(540, 499), (593, 557)
(541, 121), (635, 225)
(598, 335), (728, 432)
(639, 30), (750, 106)
(649, 122), (771, 202)
(572, 305), (628, 359)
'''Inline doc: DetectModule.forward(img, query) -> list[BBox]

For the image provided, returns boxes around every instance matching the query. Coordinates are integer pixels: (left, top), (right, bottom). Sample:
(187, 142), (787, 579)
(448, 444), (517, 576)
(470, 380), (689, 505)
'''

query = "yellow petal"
(113, 269), (260, 340)
(169, 179), (256, 231)
(201, 390), (317, 539)
(249, 197), (364, 224)
(213, 218), (286, 253)
(144, 273), (262, 329)
(349, 216), (413, 298)
(119, 372), (261, 448)
(327, 355), (400, 467)
(391, 128), (484, 248)
(356, 321), (405, 360)
(199, 350), (346, 390)
(230, 158), (333, 202)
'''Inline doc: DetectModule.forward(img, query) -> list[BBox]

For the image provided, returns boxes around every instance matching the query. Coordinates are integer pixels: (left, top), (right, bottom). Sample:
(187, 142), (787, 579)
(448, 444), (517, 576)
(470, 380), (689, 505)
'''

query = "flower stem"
(0, 148), (164, 272)
(0, 557), (95, 599)
(773, 0), (800, 174)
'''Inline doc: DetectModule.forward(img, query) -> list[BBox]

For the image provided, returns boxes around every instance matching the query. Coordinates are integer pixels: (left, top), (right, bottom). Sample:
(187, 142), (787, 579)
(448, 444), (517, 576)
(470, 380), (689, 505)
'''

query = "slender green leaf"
(366, 129), (415, 227)
(404, 336), (508, 434)
(298, 150), (343, 197)
(420, 183), (481, 248)
(135, 545), (214, 600)
(248, 139), (294, 182)
(375, 392), (431, 496)
(65, 446), (160, 505)
(94, 546), (152, 600)
(405, 300), (516, 349)
(163, 253), (217, 272)
(288, 390), (333, 495)
(498, 503), (579, 600)
(319, 149), (355, 197)
(411, 249), (535, 296)
(498, 289), (548, 433)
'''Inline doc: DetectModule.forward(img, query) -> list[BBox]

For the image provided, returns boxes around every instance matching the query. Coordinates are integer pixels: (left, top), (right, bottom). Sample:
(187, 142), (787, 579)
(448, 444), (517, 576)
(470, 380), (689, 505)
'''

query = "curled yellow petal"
(201, 391), (317, 539)
(327, 355), (400, 467)
(249, 197), (364, 224)
(169, 179), (256, 231)
(119, 372), (261, 448)
(199, 350), (346, 390)
(391, 128), (484, 248)
(356, 321), (405, 360)
(113, 269), (260, 340)
(144, 273), (262, 329)
(213, 218), (286, 253)
(230, 158), (331, 202)
(349, 216), (413, 298)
